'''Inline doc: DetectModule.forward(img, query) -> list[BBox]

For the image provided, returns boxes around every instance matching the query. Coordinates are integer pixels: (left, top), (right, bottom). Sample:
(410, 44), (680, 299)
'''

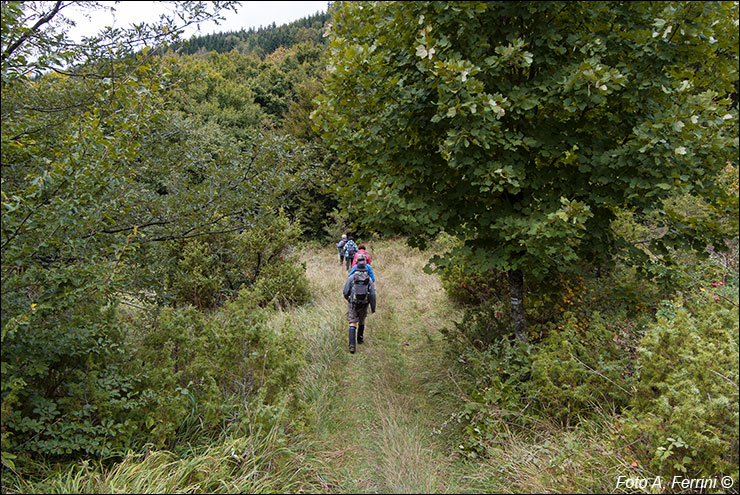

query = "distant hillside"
(179, 11), (329, 57)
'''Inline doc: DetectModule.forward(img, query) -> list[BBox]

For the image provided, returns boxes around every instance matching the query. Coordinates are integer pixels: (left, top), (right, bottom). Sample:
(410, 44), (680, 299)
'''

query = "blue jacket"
(348, 262), (375, 283)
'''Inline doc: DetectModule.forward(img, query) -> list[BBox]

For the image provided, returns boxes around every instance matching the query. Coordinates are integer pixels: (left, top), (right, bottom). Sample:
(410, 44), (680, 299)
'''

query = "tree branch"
(1, 1), (64, 64)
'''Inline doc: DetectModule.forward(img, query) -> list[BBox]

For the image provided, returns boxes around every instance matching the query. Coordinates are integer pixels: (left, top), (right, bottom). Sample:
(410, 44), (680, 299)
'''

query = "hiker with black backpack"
(348, 253), (376, 289)
(342, 253), (376, 354)
(342, 236), (358, 271)
(336, 234), (348, 265)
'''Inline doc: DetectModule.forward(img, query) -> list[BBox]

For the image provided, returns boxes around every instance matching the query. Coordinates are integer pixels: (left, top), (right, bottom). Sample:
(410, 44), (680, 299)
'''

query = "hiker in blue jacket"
(343, 253), (376, 353)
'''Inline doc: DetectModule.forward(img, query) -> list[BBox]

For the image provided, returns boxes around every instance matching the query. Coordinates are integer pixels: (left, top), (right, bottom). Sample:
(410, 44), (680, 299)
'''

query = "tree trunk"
(508, 268), (528, 342)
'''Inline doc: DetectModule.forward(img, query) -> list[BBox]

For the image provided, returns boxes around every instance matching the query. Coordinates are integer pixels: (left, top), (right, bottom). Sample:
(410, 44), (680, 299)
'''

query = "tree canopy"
(314, 1), (739, 338)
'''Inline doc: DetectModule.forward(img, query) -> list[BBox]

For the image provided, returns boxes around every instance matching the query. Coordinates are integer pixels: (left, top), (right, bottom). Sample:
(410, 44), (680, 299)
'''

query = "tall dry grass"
(4, 425), (328, 494)
(292, 238), (468, 493)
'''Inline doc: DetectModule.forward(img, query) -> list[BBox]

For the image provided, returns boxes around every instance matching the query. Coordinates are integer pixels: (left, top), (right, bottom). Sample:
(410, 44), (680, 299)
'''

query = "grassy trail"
(296, 239), (478, 493)
(295, 240), (632, 494)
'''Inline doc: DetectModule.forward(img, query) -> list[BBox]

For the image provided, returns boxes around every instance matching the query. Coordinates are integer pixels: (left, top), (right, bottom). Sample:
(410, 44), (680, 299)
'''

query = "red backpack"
(353, 250), (371, 267)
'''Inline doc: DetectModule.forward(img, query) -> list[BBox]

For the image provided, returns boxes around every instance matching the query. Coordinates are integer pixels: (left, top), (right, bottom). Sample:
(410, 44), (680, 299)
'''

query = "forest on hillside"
(1, 1), (738, 493)
(178, 11), (329, 56)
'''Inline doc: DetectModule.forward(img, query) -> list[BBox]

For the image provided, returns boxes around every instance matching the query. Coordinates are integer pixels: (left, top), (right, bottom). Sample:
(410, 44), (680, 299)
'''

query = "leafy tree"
(314, 1), (739, 340)
(0, 0), (270, 462)
(1, 0), (332, 470)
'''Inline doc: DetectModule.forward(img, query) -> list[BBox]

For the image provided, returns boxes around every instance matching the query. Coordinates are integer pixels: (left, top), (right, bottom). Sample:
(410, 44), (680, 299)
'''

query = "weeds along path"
(297, 239), (472, 493)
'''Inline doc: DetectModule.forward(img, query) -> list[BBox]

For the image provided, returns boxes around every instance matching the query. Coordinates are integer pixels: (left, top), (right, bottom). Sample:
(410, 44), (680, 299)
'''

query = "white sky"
(63, 1), (329, 41)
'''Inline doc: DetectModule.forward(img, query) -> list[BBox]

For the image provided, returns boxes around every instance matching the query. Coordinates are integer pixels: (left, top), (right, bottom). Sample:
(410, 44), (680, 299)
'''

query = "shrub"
(248, 260), (311, 309)
(443, 301), (644, 456)
(322, 208), (350, 244)
(128, 297), (305, 450)
(442, 299), (512, 348)
(440, 264), (510, 307)
(527, 311), (638, 423)
(164, 239), (224, 309)
(440, 305), (535, 456)
(619, 298), (739, 481)
(131, 306), (222, 448)
(449, 337), (534, 457)
(1, 301), (147, 461)
(159, 212), (309, 309)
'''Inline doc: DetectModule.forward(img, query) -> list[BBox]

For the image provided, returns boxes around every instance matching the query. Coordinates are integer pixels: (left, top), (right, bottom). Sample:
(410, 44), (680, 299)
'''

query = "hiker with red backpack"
(343, 253), (376, 354)
(350, 244), (371, 268)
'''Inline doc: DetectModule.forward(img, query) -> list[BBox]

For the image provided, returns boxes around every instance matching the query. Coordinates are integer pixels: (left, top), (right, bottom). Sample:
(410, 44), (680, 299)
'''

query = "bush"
(1, 299), (147, 462)
(165, 239), (224, 309)
(448, 336), (534, 457)
(619, 298), (739, 482)
(248, 260), (311, 308)
(441, 279), (646, 455)
(322, 208), (350, 244)
(122, 294), (305, 450)
(440, 264), (509, 307)
(527, 311), (638, 423)
(440, 304), (534, 456)
(159, 212), (309, 309)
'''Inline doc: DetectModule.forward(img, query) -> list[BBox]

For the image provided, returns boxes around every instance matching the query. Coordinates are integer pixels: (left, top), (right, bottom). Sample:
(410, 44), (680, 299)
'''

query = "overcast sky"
(64, 1), (329, 41)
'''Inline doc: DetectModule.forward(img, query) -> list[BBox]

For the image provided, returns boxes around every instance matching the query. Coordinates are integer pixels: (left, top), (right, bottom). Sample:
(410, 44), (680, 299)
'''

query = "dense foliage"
(622, 299), (739, 481)
(2, 1), (738, 492)
(1, 0), (335, 475)
(315, 0), (739, 487)
(314, 0), (739, 339)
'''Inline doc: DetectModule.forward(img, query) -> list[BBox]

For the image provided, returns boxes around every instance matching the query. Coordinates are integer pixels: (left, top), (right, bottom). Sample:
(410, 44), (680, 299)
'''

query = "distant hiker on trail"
(348, 253), (376, 290)
(336, 234), (348, 265)
(343, 253), (376, 354)
(351, 244), (371, 268)
(343, 236), (358, 271)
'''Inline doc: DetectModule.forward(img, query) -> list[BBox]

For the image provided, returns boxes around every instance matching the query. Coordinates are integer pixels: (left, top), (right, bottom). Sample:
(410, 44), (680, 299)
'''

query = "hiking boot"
(348, 326), (356, 353)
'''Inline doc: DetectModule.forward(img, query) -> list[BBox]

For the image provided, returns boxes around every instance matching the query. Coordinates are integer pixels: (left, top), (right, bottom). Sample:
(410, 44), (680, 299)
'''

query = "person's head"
(356, 253), (367, 269)
(342, 234), (347, 239)
(357, 244), (366, 251)
(348, 236), (354, 241)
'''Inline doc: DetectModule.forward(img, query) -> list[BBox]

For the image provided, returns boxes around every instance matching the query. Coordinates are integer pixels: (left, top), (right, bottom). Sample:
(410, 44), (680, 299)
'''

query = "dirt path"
(297, 240), (477, 493)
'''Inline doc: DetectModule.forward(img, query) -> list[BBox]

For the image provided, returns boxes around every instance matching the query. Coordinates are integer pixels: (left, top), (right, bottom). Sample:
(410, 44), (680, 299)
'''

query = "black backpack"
(350, 271), (371, 306)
